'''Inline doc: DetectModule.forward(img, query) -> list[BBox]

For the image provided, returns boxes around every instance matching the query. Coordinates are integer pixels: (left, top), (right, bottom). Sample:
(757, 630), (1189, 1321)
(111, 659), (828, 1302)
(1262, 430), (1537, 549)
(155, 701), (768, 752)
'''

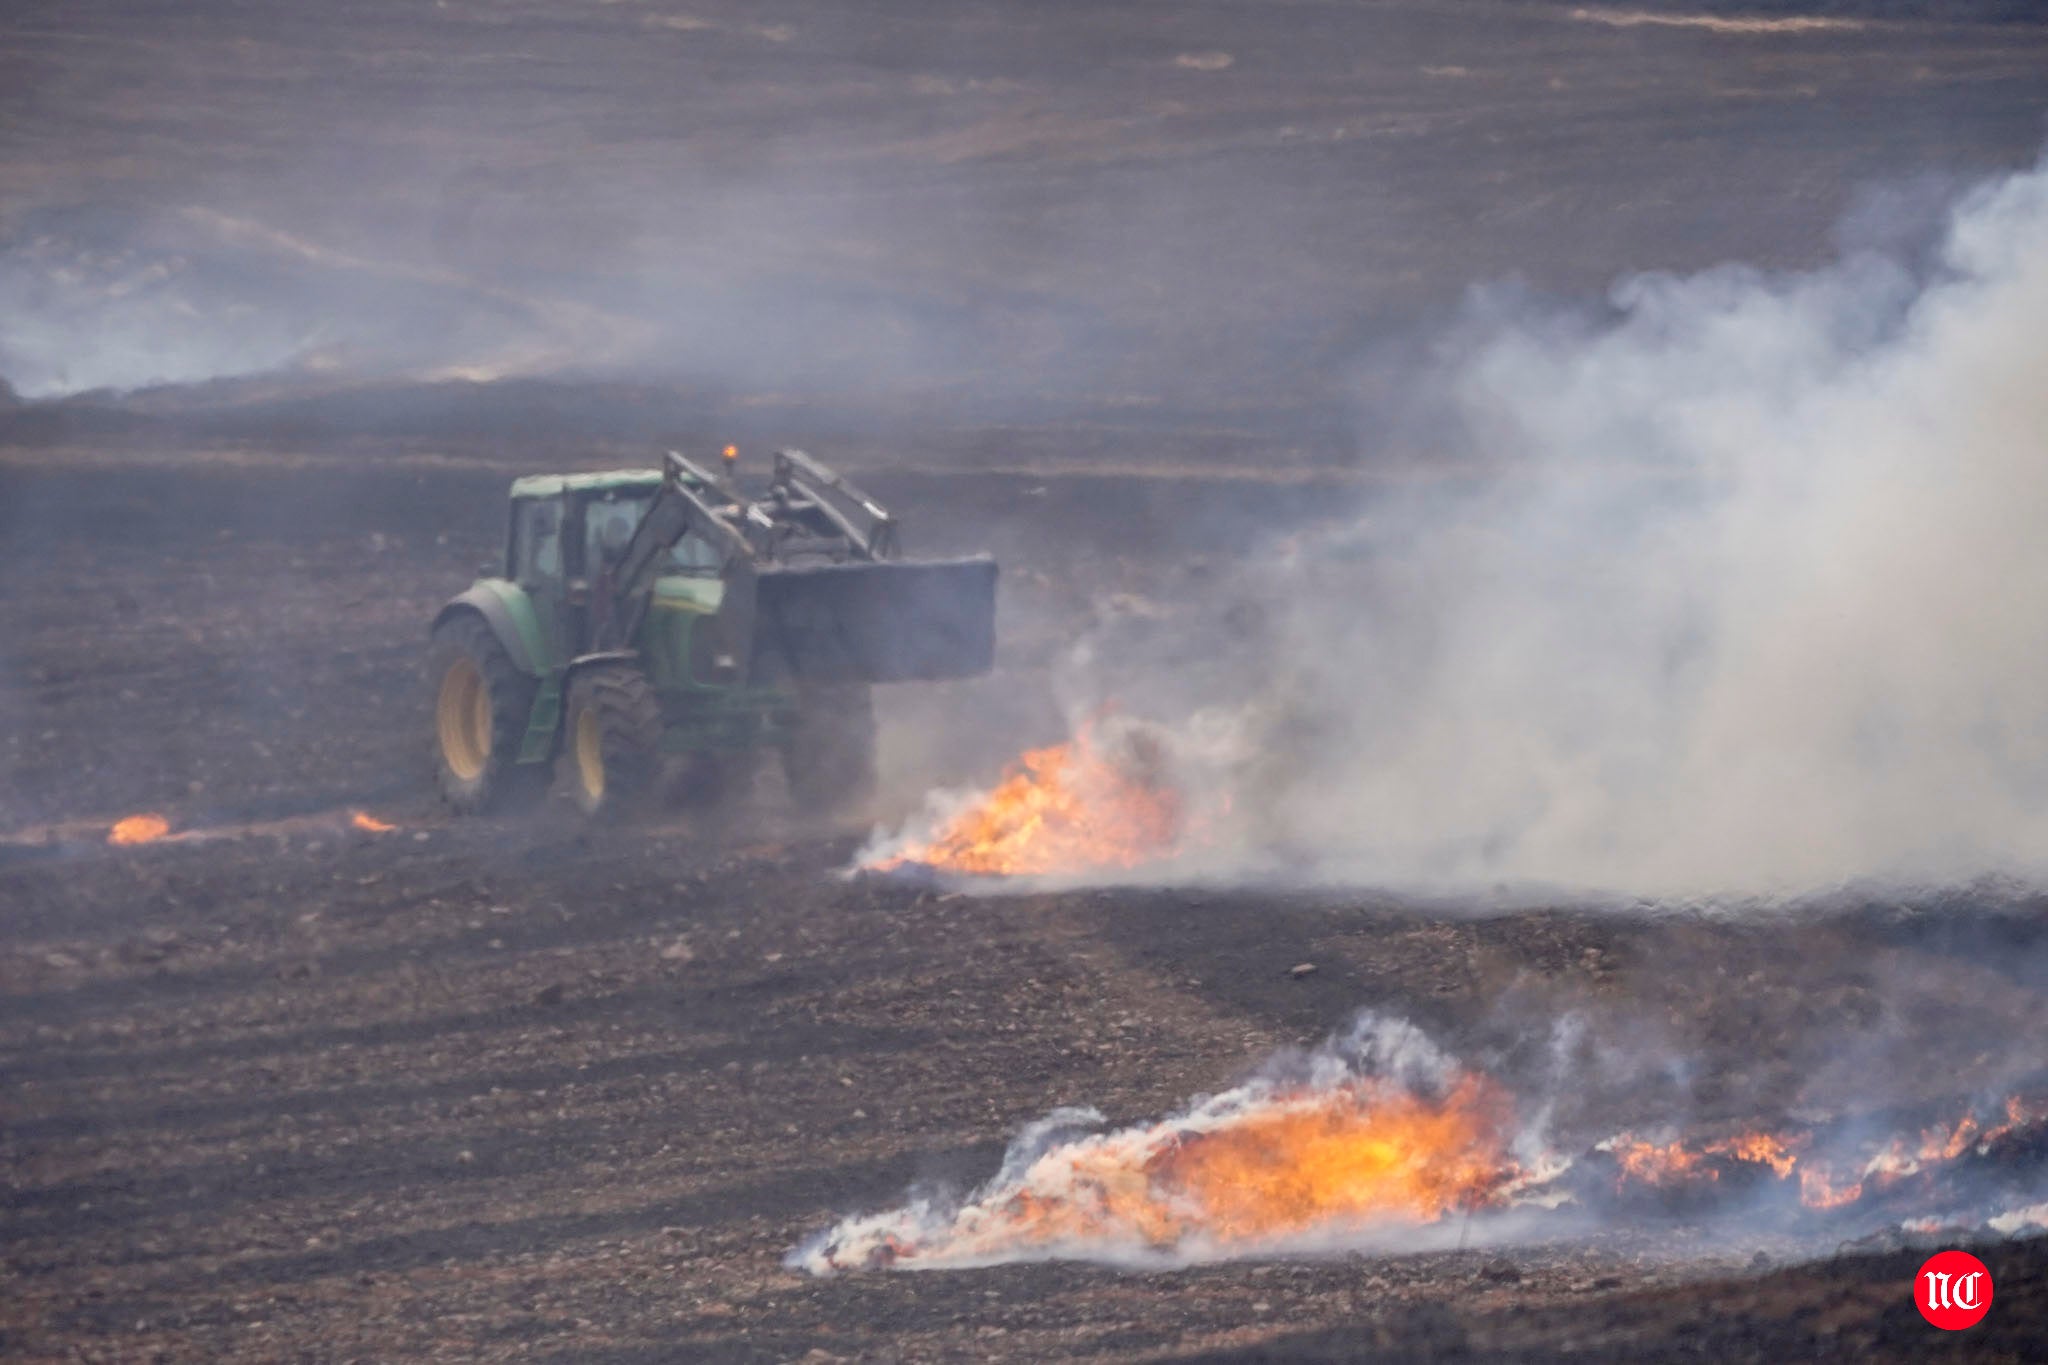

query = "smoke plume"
(1032, 154), (2048, 899)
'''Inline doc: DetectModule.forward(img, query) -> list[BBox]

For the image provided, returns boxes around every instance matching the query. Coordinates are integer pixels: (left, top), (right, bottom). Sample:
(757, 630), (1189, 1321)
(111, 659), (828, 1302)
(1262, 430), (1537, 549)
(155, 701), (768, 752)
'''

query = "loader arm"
(598, 451), (754, 651)
(770, 448), (900, 561)
(596, 447), (997, 686)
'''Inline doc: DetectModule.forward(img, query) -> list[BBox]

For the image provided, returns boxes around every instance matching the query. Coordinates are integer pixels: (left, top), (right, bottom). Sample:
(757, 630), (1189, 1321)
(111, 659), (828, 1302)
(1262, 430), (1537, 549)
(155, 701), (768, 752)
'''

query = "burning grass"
(792, 1015), (1530, 1272)
(1593, 1097), (2048, 1216)
(859, 719), (1190, 881)
(792, 1012), (2048, 1274)
(107, 813), (171, 845)
(84, 808), (399, 849)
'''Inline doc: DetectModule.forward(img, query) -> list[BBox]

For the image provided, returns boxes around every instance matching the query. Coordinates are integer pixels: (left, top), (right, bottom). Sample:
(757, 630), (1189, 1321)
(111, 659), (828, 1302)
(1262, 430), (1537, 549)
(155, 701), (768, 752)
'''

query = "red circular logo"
(1915, 1250), (1992, 1330)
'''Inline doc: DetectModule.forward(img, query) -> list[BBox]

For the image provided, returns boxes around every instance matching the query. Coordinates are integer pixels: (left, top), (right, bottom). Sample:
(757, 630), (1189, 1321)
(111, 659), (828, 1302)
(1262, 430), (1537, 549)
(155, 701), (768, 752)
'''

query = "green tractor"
(429, 449), (997, 820)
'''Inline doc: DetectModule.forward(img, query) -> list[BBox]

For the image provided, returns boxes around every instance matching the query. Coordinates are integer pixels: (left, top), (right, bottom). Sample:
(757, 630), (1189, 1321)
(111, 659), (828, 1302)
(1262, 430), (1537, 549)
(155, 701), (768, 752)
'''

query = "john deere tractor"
(429, 449), (996, 819)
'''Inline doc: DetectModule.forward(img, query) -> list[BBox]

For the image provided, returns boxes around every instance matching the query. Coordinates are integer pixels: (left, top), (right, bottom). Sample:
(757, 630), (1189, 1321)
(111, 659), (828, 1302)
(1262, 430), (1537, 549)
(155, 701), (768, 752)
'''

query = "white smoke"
(1203, 154), (2048, 897)
(789, 1006), (2048, 1275)
(786, 1012), (1511, 1274)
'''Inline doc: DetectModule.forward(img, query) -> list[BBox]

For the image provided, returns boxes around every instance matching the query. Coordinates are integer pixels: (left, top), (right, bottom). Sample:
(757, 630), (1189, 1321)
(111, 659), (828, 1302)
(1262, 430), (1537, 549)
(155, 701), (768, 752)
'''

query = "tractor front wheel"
(783, 686), (877, 820)
(562, 663), (663, 820)
(429, 614), (543, 813)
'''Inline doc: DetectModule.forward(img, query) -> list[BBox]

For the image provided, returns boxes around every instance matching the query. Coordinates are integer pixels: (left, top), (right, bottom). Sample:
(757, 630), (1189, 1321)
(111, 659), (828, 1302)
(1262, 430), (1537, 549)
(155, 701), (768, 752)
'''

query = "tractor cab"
(504, 471), (720, 591)
(503, 471), (728, 665)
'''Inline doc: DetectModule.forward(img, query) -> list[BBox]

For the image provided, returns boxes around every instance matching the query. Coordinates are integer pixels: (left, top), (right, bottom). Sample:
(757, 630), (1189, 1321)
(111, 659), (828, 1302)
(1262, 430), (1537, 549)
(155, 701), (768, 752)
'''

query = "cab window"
(512, 499), (563, 583)
(585, 494), (645, 572)
(667, 534), (721, 574)
(577, 490), (721, 576)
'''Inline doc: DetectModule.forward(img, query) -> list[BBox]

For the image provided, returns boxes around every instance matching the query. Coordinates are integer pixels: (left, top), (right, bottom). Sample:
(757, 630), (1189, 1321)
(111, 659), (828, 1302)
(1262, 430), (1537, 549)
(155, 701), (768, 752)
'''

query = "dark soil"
(3, 450), (2046, 1362)
(5, 0), (2048, 1357)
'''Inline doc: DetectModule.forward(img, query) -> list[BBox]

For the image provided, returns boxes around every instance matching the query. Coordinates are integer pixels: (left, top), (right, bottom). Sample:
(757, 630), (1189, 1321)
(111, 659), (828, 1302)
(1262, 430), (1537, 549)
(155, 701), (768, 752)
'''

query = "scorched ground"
(4, 450), (2047, 1362)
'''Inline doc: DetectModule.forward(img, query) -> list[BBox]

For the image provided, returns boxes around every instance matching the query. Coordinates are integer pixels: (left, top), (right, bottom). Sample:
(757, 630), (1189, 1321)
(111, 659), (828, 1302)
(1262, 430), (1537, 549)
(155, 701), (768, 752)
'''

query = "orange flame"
(1789, 1096), (2046, 1210)
(1605, 1136), (1707, 1185)
(1798, 1165), (1865, 1210)
(1602, 1099), (2044, 1212)
(1152, 1075), (1517, 1242)
(792, 1001), (2048, 1275)
(1604, 1128), (1805, 1188)
(1716, 1130), (1801, 1178)
(108, 813), (171, 845)
(797, 1064), (1519, 1272)
(866, 723), (1183, 878)
(350, 811), (397, 833)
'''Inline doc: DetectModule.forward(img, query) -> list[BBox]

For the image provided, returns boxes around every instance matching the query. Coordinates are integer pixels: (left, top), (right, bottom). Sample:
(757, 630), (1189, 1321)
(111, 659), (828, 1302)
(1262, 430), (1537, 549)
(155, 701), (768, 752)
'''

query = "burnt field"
(6, 0), (2048, 462)
(6, 0), (2048, 1359)
(4, 450), (2048, 1362)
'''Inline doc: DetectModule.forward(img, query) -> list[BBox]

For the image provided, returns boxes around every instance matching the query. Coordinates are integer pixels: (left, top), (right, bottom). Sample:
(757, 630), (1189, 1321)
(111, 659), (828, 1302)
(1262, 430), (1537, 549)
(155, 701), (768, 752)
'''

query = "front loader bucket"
(746, 556), (997, 685)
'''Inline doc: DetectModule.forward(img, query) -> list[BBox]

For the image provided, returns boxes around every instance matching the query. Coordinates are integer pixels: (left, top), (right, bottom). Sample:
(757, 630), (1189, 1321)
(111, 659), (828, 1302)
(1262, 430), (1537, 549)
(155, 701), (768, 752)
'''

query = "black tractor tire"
(783, 686), (877, 820)
(429, 613), (545, 814)
(562, 663), (664, 820)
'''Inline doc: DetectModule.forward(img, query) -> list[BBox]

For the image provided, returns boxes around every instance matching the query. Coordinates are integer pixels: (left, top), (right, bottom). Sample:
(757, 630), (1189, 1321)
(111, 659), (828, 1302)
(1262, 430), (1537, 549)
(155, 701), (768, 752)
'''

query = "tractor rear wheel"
(562, 663), (663, 820)
(783, 686), (877, 820)
(429, 613), (543, 813)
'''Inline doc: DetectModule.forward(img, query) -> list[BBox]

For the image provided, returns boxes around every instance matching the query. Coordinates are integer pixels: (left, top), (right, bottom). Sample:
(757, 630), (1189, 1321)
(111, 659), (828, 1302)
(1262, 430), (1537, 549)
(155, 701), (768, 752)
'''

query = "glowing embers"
(792, 1017), (1520, 1272)
(861, 719), (1188, 880)
(1600, 1095), (2046, 1212)
(107, 813), (172, 845)
(1789, 1097), (2044, 1213)
(1599, 1129), (1800, 1187)
(97, 808), (401, 847)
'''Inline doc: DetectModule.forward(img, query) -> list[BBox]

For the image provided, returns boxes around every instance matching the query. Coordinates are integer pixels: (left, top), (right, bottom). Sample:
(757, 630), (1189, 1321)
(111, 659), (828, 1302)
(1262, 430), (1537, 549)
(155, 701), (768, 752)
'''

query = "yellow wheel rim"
(575, 706), (605, 802)
(437, 657), (492, 782)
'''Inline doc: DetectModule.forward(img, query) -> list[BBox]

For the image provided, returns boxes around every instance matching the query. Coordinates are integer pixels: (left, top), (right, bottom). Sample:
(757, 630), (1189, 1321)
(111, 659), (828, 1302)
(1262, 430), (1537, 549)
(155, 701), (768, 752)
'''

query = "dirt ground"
(3, 448), (2046, 1362)
(6, 0), (2048, 1359)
